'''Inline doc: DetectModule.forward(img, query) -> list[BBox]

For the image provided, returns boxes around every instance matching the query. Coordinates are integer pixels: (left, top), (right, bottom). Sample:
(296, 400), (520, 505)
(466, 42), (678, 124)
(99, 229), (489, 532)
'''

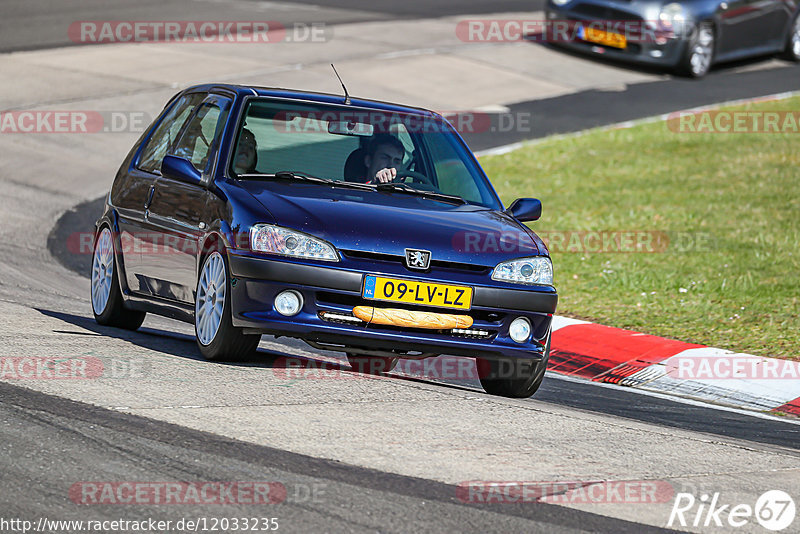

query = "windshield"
(229, 99), (502, 209)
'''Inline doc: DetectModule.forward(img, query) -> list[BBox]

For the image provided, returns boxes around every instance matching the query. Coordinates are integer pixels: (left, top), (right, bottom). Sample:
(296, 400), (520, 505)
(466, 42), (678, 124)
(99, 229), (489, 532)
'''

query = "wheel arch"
(196, 222), (236, 276)
(93, 210), (133, 299)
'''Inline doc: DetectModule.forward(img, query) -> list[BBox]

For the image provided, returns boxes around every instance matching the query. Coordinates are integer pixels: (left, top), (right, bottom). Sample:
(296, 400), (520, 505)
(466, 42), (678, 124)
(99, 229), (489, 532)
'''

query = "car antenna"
(331, 64), (351, 105)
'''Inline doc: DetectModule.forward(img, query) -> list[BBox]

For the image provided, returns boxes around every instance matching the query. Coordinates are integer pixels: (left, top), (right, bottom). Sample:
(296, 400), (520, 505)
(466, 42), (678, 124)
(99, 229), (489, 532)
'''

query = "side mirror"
(161, 155), (203, 186)
(506, 198), (542, 222)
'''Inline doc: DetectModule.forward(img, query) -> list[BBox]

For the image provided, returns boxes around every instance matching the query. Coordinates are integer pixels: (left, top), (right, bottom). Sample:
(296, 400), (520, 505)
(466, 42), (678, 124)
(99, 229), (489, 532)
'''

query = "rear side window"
(138, 93), (203, 174)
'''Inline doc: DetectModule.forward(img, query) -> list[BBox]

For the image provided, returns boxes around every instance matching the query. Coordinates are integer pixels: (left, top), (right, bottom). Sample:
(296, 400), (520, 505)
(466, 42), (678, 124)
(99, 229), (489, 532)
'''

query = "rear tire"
(347, 353), (398, 374)
(195, 249), (260, 361)
(477, 333), (550, 399)
(782, 11), (800, 62)
(91, 227), (146, 331)
(677, 22), (715, 78)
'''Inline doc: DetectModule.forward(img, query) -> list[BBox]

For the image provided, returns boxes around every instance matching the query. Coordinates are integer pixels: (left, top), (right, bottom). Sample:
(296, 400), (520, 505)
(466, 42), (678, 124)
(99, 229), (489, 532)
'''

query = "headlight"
(659, 3), (687, 32)
(250, 224), (339, 262)
(492, 257), (554, 286)
(552, 0), (569, 6)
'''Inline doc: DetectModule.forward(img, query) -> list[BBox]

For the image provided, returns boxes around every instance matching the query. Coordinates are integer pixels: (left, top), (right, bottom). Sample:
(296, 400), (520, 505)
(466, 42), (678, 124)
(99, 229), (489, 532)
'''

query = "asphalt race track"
(1, 380), (674, 533)
(2, 1), (800, 532)
(0, 0), (546, 53)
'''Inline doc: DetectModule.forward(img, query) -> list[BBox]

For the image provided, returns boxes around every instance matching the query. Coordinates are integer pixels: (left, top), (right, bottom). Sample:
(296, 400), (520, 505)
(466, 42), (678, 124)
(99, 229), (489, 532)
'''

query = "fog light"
(509, 317), (532, 343)
(275, 290), (303, 317)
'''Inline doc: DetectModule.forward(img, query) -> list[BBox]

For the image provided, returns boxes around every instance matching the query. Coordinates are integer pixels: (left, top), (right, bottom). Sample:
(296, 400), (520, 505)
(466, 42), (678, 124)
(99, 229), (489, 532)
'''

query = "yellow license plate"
(362, 275), (472, 310)
(583, 27), (627, 49)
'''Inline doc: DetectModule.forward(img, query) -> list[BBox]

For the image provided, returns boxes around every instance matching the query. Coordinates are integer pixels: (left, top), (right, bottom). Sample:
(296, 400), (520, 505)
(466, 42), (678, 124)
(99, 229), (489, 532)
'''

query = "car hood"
(238, 181), (547, 265)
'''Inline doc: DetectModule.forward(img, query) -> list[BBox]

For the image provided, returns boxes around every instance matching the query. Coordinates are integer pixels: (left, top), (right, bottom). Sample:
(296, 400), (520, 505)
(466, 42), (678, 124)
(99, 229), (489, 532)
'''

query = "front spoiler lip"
(298, 331), (547, 363)
(227, 251), (558, 314)
(236, 316), (548, 362)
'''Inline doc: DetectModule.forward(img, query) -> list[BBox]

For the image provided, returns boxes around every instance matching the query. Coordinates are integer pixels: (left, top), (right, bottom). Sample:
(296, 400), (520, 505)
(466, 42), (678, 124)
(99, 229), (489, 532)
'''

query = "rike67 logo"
(668, 490), (796, 531)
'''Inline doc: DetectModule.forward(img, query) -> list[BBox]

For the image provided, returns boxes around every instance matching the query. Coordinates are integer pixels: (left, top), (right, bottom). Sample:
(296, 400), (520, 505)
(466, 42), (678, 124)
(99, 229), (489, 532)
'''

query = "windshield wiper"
(241, 171), (373, 191)
(274, 171), (331, 184)
(375, 183), (467, 205)
(236, 171), (324, 183)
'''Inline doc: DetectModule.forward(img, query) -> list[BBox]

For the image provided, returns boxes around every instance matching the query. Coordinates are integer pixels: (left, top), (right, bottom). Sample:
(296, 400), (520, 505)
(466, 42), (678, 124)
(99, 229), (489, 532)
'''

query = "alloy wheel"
(690, 25), (714, 76)
(91, 228), (114, 315)
(196, 251), (226, 346)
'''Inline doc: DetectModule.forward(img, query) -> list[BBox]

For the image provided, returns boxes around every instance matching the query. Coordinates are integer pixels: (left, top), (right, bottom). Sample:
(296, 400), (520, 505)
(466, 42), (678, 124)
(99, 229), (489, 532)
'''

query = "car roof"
(183, 83), (442, 119)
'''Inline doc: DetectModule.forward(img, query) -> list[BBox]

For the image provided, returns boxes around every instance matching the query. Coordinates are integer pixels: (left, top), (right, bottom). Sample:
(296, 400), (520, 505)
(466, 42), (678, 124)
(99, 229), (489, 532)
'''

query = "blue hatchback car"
(91, 84), (558, 398)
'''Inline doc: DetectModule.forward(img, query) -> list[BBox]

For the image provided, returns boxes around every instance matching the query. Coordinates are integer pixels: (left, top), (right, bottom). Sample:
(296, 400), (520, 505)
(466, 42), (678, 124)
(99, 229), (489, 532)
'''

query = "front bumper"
(544, 8), (689, 68)
(228, 251), (557, 362)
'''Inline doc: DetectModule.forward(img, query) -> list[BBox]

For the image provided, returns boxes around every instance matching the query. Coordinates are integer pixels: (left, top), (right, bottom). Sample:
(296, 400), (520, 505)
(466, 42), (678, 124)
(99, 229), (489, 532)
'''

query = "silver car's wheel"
(779, 13), (800, 61)
(91, 228), (114, 316)
(688, 24), (714, 77)
(196, 251), (226, 346)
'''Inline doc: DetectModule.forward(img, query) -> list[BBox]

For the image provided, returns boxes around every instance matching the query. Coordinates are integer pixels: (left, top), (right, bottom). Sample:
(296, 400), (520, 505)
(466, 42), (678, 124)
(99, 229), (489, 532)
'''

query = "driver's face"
(366, 144), (404, 178)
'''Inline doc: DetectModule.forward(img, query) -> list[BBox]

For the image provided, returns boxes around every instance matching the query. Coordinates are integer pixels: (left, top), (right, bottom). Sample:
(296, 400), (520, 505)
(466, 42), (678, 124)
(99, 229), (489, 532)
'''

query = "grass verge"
(481, 96), (800, 360)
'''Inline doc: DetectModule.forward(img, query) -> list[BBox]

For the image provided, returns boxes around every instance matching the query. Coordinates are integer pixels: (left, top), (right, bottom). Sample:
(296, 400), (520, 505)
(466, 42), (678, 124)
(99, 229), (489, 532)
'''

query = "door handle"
(144, 186), (155, 209)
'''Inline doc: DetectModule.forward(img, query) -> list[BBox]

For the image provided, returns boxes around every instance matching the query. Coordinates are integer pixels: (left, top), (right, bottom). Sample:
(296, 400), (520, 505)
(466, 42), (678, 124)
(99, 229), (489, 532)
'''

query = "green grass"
(480, 97), (800, 360)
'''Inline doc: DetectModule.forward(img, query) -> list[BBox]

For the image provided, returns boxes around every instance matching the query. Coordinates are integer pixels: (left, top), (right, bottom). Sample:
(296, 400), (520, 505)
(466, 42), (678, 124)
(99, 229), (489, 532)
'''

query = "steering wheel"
(393, 169), (434, 186)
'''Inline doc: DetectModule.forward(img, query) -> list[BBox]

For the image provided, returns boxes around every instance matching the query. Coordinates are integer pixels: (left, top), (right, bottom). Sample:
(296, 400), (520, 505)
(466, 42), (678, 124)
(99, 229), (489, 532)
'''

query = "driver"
(233, 128), (258, 175)
(363, 133), (405, 184)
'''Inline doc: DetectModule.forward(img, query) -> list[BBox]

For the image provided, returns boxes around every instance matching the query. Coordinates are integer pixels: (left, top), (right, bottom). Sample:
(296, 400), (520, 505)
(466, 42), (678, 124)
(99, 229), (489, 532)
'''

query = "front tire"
(678, 22), (715, 78)
(91, 227), (145, 330)
(195, 250), (260, 361)
(477, 333), (550, 399)
(782, 11), (800, 62)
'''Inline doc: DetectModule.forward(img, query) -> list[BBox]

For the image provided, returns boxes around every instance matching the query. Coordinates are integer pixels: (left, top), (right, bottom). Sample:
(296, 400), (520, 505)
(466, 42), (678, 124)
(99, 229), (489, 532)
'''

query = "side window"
(138, 94), (203, 174)
(172, 100), (229, 173)
(425, 135), (484, 204)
